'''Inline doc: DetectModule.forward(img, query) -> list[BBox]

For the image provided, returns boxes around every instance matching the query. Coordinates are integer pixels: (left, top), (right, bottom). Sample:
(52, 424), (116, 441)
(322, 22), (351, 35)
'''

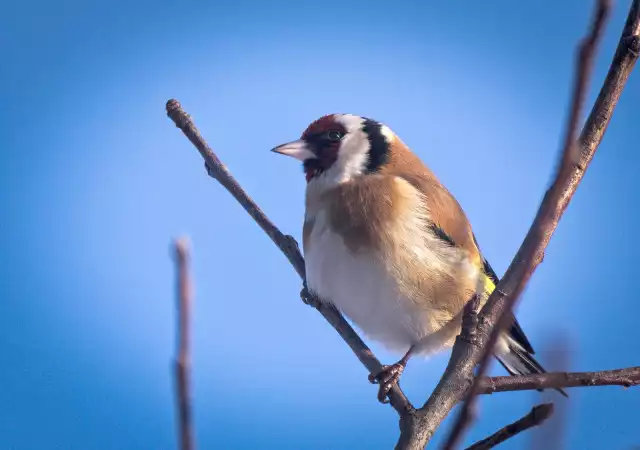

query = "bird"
(271, 113), (566, 403)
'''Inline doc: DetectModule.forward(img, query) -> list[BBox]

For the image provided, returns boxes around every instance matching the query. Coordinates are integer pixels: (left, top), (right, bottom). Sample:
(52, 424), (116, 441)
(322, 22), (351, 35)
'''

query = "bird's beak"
(271, 140), (315, 161)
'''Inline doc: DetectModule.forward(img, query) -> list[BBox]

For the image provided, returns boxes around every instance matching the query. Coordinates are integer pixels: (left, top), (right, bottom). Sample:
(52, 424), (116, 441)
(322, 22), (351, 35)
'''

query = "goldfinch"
(272, 113), (565, 403)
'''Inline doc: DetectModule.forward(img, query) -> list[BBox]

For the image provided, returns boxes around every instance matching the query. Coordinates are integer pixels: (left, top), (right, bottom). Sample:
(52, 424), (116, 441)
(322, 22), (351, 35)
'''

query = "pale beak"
(271, 140), (316, 161)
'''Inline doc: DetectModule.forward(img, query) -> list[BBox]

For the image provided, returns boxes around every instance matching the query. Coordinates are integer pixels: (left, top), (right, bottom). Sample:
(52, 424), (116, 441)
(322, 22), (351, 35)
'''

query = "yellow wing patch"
(484, 273), (496, 296)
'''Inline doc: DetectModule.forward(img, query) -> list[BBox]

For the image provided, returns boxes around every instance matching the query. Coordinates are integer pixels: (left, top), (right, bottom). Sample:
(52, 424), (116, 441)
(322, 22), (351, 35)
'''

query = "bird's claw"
(368, 362), (406, 404)
(300, 281), (320, 308)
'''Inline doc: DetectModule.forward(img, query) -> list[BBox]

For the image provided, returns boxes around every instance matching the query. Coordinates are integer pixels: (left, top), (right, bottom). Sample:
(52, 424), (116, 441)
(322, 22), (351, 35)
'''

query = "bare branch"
(442, 2), (612, 447)
(165, 101), (413, 415)
(400, 0), (640, 448)
(464, 404), (554, 450)
(173, 237), (196, 450)
(477, 367), (640, 394)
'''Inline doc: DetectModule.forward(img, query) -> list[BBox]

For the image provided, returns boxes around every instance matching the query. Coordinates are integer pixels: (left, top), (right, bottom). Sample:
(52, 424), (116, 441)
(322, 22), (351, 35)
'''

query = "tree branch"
(477, 367), (640, 394)
(398, 0), (639, 448)
(173, 237), (196, 450)
(165, 101), (413, 415)
(464, 404), (554, 450)
(441, 2), (612, 448)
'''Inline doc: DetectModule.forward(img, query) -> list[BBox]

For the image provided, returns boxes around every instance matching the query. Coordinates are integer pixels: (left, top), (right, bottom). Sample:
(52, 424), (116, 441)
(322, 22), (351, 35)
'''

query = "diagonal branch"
(464, 404), (554, 450)
(396, 0), (639, 448)
(441, 1), (612, 448)
(173, 237), (196, 450)
(165, 100), (413, 415)
(477, 366), (640, 394)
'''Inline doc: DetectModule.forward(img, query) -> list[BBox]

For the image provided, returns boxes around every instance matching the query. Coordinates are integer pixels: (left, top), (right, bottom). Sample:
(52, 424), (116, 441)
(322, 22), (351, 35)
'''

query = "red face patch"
(301, 114), (346, 140)
(300, 114), (347, 182)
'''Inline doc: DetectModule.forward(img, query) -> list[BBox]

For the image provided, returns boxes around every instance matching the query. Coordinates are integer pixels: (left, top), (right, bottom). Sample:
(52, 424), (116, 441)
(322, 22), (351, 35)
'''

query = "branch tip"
(175, 236), (191, 260)
(166, 98), (182, 113)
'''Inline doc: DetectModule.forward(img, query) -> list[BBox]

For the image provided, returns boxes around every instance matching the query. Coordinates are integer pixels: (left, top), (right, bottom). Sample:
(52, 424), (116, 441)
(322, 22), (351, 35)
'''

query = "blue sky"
(1, 0), (639, 449)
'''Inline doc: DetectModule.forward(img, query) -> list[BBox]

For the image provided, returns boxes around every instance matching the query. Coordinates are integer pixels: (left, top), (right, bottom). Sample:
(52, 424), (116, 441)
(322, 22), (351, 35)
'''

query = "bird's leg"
(368, 346), (414, 404)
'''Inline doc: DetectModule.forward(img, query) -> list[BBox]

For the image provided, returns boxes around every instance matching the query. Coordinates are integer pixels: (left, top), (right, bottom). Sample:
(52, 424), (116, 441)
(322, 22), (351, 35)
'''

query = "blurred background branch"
(173, 238), (196, 450)
(465, 403), (554, 450)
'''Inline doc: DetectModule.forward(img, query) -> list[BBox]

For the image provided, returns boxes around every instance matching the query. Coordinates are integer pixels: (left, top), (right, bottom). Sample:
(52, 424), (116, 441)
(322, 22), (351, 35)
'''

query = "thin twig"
(477, 367), (640, 394)
(401, 0), (639, 448)
(464, 404), (554, 450)
(440, 2), (612, 448)
(174, 237), (196, 450)
(165, 100), (412, 415)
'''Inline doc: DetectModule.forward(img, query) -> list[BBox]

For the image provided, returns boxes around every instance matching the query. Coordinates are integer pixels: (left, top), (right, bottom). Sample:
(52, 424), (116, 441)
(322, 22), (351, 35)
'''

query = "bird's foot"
(368, 361), (407, 404)
(300, 281), (320, 308)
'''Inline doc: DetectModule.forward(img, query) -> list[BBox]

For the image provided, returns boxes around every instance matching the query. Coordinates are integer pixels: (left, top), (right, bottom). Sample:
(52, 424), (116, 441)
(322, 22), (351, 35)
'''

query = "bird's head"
(271, 114), (396, 188)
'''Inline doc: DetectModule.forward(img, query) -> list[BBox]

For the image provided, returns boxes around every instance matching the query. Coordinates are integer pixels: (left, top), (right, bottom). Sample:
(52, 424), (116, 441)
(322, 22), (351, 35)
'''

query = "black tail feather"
(495, 341), (568, 398)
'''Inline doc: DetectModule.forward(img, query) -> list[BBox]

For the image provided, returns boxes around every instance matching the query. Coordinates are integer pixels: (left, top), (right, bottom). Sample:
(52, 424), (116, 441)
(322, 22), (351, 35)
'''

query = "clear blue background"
(2, 0), (639, 448)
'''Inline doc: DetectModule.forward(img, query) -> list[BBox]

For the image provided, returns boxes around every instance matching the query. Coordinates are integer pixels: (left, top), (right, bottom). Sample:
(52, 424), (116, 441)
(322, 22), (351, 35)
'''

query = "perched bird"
(272, 113), (565, 403)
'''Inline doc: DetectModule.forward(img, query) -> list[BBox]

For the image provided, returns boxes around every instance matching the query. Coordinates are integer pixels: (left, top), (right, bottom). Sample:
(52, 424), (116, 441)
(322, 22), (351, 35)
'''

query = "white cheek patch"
(329, 114), (371, 183)
(332, 129), (370, 182)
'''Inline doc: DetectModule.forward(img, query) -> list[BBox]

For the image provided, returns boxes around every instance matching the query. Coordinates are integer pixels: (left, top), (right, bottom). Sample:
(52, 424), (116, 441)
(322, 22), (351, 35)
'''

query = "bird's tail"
(479, 273), (568, 397)
(495, 336), (568, 398)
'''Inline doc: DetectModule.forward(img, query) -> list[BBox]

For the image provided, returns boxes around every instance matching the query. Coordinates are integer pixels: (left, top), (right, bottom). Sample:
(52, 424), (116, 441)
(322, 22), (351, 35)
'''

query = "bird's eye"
(326, 130), (344, 142)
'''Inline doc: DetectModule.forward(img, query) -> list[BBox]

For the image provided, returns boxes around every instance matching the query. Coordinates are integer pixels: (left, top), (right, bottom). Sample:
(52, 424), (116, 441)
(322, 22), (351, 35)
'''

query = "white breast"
(305, 210), (439, 354)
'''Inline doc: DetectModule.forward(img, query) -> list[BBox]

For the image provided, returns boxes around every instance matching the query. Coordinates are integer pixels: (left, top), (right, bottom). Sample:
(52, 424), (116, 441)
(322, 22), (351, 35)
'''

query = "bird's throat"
(305, 167), (319, 183)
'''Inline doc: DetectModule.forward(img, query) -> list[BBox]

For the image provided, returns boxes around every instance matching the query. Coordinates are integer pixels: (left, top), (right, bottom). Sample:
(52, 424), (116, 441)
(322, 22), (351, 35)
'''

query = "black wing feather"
(472, 233), (535, 355)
